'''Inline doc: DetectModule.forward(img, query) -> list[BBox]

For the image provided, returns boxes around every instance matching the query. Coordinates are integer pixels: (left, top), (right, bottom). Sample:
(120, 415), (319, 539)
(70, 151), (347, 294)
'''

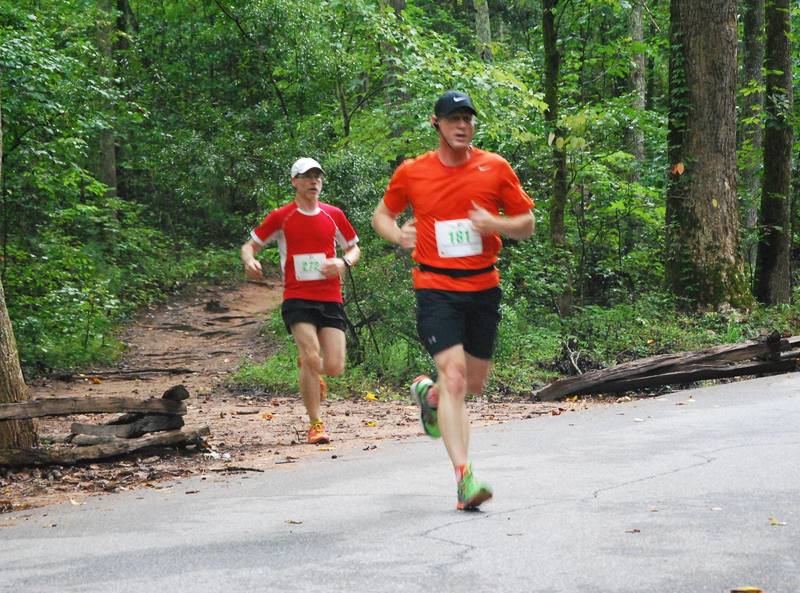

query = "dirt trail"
(1, 280), (586, 514)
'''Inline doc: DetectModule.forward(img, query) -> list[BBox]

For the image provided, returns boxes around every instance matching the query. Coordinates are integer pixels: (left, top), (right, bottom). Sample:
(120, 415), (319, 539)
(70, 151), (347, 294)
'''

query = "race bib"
(435, 218), (483, 258)
(293, 253), (326, 281)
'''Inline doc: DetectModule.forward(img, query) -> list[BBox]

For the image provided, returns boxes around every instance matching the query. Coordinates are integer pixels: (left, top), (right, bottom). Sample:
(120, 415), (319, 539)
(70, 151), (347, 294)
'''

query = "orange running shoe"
(298, 355), (327, 401)
(307, 420), (330, 445)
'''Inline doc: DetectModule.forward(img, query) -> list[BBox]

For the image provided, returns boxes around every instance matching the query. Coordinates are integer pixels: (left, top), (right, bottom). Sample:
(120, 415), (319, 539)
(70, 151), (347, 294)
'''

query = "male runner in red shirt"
(372, 91), (534, 510)
(242, 157), (360, 445)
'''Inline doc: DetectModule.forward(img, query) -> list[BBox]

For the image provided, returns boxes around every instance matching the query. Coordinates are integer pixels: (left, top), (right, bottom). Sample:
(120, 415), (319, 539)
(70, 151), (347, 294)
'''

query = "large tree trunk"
(741, 0), (765, 271)
(0, 93), (37, 448)
(473, 0), (493, 62)
(666, 0), (749, 310)
(754, 0), (793, 304)
(542, 0), (573, 316)
(625, 2), (646, 172)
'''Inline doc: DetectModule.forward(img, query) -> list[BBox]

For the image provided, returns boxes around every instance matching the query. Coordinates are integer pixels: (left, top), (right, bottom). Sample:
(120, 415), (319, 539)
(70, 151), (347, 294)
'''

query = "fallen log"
(534, 335), (793, 401)
(71, 414), (185, 439)
(70, 434), (118, 446)
(779, 349), (800, 361)
(0, 426), (210, 467)
(64, 384), (191, 445)
(582, 359), (797, 395)
(0, 396), (186, 421)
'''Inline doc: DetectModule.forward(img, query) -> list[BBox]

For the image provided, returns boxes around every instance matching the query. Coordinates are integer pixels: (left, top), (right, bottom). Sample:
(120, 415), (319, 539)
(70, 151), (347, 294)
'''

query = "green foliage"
(2, 0), (798, 387)
(3, 195), (241, 372)
(233, 348), (299, 396)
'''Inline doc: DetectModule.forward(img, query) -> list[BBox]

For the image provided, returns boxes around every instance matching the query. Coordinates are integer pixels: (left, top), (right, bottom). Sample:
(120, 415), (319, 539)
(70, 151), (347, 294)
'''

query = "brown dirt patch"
(1, 279), (605, 514)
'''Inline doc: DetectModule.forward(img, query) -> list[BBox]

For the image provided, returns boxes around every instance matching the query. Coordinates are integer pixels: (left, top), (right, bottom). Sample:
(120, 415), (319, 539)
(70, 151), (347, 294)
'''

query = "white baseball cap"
(290, 157), (325, 178)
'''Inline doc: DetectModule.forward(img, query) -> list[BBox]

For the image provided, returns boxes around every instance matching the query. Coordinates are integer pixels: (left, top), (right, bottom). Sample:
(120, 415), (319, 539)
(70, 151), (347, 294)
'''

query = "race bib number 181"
(435, 218), (483, 258)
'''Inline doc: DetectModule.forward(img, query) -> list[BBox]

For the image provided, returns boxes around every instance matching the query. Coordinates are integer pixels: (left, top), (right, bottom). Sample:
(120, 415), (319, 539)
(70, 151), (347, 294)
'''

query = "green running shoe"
(410, 374), (441, 439)
(457, 464), (493, 510)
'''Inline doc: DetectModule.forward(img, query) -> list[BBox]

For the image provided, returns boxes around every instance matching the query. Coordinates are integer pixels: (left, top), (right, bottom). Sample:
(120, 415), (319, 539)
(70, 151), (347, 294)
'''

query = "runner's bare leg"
(292, 322), (323, 421)
(318, 327), (346, 377)
(463, 352), (492, 453)
(434, 344), (470, 468)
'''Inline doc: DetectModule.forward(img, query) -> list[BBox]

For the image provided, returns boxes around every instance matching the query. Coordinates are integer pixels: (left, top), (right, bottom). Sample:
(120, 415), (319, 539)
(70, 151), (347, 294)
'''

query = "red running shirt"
(382, 148), (534, 291)
(251, 202), (359, 302)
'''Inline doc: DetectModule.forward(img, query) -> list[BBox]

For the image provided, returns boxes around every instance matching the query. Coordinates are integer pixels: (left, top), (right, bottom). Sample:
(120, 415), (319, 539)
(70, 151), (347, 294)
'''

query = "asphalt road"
(1, 373), (798, 593)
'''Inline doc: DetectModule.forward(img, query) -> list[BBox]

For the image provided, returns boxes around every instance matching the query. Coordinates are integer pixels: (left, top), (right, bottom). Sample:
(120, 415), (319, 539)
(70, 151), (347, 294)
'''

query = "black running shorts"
(281, 299), (347, 334)
(415, 287), (502, 360)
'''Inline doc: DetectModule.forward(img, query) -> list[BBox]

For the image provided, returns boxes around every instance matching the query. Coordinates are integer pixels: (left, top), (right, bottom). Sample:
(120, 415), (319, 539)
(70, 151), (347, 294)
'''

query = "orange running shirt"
(382, 148), (534, 291)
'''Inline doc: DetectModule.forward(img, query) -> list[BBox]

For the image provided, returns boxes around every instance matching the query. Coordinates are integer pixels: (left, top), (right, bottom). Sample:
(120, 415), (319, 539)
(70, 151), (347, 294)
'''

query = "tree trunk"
(645, 15), (657, 111)
(380, 0), (408, 164)
(97, 0), (117, 197)
(542, 0), (573, 316)
(473, 0), (493, 62)
(741, 0), (765, 272)
(112, 0), (137, 200)
(666, 0), (749, 310)
(0, 89), (37, 449)
(754, 0), (793, 305)
(625, 2), (646, 172)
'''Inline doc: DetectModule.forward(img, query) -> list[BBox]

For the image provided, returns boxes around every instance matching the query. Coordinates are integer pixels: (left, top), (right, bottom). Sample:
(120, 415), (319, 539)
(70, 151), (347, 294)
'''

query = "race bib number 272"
(293, 253), (326, 281)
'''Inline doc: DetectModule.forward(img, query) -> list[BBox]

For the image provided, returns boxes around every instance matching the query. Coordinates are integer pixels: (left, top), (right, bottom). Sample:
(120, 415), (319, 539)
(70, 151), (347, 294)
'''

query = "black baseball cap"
(434, 90), (478, 118)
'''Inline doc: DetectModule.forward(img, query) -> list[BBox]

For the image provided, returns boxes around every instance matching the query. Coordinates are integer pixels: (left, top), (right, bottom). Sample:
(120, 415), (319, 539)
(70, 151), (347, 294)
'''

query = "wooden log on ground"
(100, 386), (189, 426)
(534, 336), (792, 401)
(779, 349), (800, 361)
(0, 396), (186, 421)
(0, 426), (210, 467)
(107, 412), (143, 424)
(70, 434), (118, 446)
(582, 359), (798, 395)
(71, 414), (185, 439)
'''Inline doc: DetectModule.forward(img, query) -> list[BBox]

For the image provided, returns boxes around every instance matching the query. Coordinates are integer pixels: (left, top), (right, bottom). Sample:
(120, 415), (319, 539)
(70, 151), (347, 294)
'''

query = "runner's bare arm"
(321, 244), (361, 277)
(241, 239), (265, 280)
(372, 201), (416, 249)
(469, 203), (534, 240)
(342, 244), (361, 267)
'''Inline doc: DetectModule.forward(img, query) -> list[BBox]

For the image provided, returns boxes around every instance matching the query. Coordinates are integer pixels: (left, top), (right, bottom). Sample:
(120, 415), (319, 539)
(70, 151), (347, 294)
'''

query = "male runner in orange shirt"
(372, 90), (534, 510)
